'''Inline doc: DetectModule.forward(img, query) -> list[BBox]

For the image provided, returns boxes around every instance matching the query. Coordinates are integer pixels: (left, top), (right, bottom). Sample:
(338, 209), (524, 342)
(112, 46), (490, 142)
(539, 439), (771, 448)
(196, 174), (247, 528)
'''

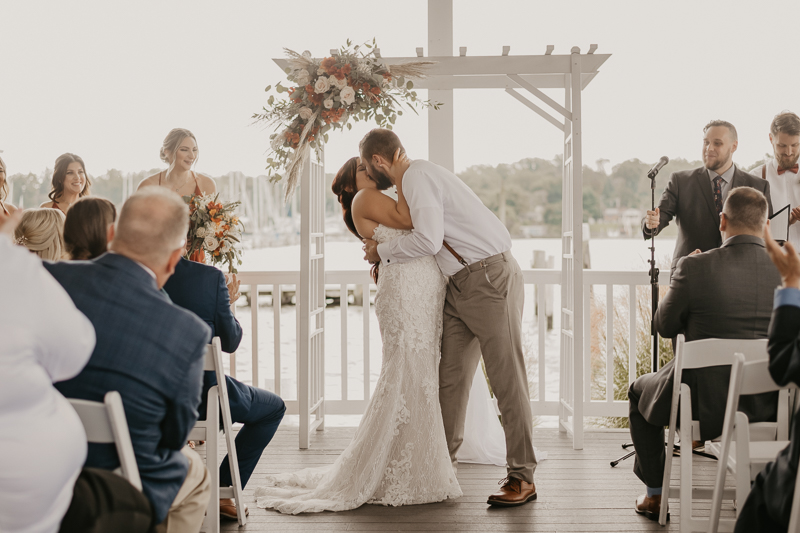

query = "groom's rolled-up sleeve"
(377, 170), (444, 265)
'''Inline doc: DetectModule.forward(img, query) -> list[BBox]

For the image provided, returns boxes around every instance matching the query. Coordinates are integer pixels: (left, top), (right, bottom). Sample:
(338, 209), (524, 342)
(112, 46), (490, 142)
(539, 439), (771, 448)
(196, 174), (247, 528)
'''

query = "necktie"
(778, 164), (799, 175)
(713, 176), (724, 216)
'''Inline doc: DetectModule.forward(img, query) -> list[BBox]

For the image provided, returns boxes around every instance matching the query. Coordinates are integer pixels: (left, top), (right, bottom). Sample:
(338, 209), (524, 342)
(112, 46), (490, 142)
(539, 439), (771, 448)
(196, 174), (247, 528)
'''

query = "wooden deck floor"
(207, 426), (737, 533)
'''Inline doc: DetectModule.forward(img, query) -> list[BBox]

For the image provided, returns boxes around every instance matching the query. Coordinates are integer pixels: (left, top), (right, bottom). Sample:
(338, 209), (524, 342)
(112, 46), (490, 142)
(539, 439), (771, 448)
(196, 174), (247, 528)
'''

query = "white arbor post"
(296, 151), (326, 449)
(428, 0), (454, 171)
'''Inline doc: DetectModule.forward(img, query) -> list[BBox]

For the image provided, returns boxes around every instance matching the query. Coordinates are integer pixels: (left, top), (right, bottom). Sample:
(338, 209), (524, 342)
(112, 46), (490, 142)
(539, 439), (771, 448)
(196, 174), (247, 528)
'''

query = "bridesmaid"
(137, 128), (216, 197)
(0, 155), (19, 215)
(40, 153), (91, 213)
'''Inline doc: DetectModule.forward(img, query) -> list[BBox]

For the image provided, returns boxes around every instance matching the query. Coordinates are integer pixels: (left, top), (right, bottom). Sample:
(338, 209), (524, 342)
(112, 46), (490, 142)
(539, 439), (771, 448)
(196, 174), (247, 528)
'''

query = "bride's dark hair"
(331, 157), (379, 283)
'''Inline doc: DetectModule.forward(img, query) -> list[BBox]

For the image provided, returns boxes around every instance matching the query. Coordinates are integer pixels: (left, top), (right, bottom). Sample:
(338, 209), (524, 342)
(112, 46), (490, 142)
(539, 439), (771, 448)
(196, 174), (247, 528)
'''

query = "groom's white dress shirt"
(751, 158), (800, 249)
(0, 236), (96, 533)
(377, 159), (511, 276)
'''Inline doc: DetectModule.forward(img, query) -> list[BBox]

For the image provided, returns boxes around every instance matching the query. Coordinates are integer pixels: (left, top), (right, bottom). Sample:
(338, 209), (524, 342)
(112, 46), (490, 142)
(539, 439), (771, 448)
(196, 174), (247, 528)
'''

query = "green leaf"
(407, 80), (413, 90)
(265, 85), (272, 92)
(268, 95), (274, 105)
(386, 124), (392, 130)
(347, 122), (352, 130)
(324, 133), (329, 143)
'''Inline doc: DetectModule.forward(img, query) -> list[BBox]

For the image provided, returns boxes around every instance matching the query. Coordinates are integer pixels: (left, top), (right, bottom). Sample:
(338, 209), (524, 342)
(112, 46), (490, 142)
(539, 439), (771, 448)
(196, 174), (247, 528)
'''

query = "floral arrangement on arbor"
(253, 39), (439, 200)
(184, 194), (244, 273)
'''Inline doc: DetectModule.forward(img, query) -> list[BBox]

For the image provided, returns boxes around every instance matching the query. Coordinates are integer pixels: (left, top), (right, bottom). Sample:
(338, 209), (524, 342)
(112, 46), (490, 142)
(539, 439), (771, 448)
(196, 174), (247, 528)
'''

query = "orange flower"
(321, 57), (336, 73)
(305, 84), (314, 94)
(371, 86), (381, 95)
(342, 64), (352, 75)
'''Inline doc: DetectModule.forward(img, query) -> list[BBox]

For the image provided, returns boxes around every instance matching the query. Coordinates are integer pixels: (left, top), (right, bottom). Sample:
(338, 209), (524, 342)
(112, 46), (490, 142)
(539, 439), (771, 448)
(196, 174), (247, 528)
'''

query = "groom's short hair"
(359, 129), (405, 164)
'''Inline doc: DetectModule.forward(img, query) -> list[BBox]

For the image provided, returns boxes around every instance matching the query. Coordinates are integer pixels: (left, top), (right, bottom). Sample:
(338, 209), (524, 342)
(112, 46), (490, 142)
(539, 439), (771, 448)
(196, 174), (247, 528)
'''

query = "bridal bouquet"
(184, 194), (244, 274)
(253, 39), (439, 200)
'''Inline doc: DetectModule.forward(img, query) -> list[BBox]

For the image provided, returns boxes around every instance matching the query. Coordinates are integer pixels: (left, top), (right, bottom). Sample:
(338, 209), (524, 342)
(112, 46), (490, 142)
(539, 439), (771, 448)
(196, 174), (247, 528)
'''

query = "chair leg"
(205, 387), (220, 533)
(680, 387), (693, 532)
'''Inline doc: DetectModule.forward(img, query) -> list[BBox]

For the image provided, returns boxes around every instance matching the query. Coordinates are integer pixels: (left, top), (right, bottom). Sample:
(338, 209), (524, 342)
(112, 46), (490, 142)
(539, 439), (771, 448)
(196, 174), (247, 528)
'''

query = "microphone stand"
(611, 167), (662, 467)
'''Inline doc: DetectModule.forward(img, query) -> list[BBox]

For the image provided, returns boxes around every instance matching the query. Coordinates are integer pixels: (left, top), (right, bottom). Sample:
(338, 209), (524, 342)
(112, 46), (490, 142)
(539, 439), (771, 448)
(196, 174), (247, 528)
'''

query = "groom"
(360, 129), (538, 507)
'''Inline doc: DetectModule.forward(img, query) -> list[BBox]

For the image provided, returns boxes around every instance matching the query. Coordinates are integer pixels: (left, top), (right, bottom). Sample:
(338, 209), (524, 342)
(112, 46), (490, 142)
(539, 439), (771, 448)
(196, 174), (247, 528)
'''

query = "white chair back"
(188, 337), (246, 531)
(659, 335), (767, 529)
(69, 391), (142, 491)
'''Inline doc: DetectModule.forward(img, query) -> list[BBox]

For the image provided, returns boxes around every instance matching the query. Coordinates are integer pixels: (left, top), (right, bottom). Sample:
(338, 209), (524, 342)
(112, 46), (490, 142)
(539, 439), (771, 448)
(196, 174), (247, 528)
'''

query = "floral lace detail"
(392, 394), (410, 435)
(375, 442), (415, 506)
(255, 224), (461, 514)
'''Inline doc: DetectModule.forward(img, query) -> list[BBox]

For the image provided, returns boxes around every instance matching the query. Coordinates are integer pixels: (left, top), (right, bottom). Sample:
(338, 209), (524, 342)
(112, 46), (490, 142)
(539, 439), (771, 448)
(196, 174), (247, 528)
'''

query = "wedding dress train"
(255, 225), (461, 514)
(457, 367), (547, 466)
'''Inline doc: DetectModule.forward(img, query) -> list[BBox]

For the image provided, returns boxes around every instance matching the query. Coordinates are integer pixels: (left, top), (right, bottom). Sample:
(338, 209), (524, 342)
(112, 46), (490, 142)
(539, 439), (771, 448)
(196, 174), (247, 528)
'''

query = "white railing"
(232, 268), (670, 426)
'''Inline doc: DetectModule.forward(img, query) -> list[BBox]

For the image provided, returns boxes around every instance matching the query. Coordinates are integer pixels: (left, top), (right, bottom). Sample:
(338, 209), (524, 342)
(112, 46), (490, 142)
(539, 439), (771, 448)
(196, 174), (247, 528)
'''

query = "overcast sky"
(1, 0), (796, 181)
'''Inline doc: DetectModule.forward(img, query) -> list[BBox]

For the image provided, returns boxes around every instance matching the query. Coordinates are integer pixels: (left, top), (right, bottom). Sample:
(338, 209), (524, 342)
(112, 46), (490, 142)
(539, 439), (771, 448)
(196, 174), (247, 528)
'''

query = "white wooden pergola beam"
(507, 74), (572, 120)
(505, 88), (564, 132)
(413, 73), (599, 90)
(273, 54), (610, 79)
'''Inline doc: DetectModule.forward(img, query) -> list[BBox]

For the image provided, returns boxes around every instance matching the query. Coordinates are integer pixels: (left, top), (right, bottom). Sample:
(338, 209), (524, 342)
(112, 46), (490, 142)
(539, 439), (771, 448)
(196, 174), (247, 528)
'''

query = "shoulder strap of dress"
(158, 170), (163, 186)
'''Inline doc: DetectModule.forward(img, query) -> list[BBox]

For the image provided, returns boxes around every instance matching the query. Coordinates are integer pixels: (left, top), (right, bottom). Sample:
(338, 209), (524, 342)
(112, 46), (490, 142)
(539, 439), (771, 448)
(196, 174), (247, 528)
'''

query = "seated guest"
(40, 152), (91, 213)
(47, 187), (212, 532)
(0, 211), (152, 533)
(64, 197), (117, 260)
(164, 260), (285, 519)
(14, 208), (67, 260)
(629, 186), (781, 520)
(735, 229), (800, 532)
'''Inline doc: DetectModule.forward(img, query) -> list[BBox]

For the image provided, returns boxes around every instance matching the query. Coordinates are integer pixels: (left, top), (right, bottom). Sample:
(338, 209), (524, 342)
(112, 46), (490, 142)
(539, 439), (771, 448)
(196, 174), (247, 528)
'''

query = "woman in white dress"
(255, 155), (462, 514)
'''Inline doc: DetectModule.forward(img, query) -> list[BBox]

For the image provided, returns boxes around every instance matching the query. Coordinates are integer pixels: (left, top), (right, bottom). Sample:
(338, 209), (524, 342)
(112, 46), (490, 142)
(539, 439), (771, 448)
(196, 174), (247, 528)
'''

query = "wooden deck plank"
(199, 426), (739, 532)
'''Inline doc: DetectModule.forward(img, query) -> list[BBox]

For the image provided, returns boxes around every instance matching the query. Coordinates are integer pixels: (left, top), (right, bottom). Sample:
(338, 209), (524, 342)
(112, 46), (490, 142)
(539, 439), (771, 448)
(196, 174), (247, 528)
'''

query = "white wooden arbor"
(274, 0), (609, 450)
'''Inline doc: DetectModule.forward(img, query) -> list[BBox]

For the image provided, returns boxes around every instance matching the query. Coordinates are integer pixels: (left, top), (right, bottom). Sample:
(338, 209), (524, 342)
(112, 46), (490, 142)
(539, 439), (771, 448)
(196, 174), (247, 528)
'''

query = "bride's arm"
(352, 189), (413, 234)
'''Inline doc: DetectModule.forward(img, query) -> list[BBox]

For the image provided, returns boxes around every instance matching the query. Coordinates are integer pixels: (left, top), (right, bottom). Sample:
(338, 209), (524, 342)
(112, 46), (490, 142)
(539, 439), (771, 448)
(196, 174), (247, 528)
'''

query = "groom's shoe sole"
(486, 493), (537, 507)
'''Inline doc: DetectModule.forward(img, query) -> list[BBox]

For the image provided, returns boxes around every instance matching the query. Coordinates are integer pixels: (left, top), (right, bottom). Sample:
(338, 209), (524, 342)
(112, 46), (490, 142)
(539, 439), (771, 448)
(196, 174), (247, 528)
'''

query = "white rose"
(299, 106), (313, 120)
(331, 76), (348, 90)
(314, 76), (330, 94)
(204, 235), (219, 250)
(221, 241), (232, 253)
(340, 86), (356, 106)
(324, 98), (333, 109)
(195, 227), (207, 238)
(294, 69), (310, 86)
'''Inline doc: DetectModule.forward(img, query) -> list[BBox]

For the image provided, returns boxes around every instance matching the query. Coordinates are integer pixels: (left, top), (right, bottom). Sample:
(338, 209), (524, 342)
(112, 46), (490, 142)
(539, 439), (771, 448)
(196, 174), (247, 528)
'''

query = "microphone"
(647, 156), (669, 179)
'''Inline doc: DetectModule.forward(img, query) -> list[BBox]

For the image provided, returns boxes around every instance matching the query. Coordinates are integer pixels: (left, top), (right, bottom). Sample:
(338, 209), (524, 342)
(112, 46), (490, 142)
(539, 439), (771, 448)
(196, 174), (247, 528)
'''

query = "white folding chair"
(188, 337), (246, 532)
(68, 391), (142, 491)
(709, 358), (794, 532)
(659, 335), (768, 530)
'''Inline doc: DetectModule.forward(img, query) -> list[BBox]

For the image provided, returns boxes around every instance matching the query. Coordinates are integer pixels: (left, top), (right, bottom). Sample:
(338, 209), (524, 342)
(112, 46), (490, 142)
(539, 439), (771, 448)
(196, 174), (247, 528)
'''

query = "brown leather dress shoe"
(220, 498), (249, 520)
(634, 494), (668, 521)
(486, 477), (537, 507)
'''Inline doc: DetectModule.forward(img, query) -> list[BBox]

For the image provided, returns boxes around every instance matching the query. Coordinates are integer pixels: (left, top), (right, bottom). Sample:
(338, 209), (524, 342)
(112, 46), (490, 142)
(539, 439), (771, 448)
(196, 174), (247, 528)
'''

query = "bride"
(255, 154), (461, 514)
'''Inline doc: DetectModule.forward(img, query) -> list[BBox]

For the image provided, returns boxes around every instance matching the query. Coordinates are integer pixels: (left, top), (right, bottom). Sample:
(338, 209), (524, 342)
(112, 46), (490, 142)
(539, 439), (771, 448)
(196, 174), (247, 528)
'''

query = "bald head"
(110, 187), (188, 267)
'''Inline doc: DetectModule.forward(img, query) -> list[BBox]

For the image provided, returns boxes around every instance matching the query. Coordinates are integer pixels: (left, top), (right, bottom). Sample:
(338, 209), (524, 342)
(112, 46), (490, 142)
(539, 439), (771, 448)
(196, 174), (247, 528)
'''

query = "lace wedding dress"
(255, 225), (462, 514)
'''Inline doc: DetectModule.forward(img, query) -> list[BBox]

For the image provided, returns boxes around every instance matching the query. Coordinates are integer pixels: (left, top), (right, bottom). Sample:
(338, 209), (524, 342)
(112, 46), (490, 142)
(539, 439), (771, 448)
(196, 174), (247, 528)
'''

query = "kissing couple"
(255, 129), (538, 514)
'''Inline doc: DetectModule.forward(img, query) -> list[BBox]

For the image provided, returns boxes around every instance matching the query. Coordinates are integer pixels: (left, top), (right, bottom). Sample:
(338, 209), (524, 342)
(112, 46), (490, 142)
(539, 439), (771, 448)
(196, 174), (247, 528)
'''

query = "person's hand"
(645, 208), (660, 230)
(225, 273), (241, 304)
(362, 239), (380, 264)
(0, 210), (22, 239)
(791, 207), (800, 225)
(378, 148), (408, 184)
(688, 249), (702, 256)
(764, 224), (800, 289)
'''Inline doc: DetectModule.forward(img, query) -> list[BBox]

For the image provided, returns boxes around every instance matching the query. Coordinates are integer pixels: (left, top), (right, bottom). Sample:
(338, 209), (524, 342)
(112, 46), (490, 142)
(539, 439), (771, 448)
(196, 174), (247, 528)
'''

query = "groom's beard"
(367, 164), (393, 190)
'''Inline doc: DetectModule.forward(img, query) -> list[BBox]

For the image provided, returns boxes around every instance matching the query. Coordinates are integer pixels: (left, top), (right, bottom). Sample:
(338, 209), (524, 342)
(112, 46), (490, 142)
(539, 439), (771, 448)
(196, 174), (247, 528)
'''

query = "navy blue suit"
(47, 253), (210, 524)
(163, 258), (285, 489)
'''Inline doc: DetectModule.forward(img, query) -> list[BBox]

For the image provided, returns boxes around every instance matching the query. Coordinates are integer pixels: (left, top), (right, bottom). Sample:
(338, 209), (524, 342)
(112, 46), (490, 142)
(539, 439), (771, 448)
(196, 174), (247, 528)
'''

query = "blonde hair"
(0, 154), (7, 203)
(14, 208), (67, 261)
(160, 128), (198, 176)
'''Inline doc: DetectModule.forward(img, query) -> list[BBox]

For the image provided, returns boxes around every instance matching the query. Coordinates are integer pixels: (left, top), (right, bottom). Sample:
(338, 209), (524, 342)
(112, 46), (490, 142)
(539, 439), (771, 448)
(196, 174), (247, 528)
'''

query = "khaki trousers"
(155, 447), (211, 533)
(439, 252), (537, 483)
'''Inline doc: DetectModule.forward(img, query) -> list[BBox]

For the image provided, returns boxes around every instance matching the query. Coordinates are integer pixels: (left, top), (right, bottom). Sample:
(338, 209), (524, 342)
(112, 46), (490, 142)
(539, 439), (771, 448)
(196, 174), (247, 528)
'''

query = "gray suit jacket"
(639, 234), (781, 440)
(642, 165), (773, 275)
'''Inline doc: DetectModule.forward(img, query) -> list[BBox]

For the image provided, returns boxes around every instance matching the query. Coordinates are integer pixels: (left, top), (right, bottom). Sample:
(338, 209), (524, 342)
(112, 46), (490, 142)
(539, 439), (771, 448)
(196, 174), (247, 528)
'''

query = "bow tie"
(778, 164), (799, 175)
